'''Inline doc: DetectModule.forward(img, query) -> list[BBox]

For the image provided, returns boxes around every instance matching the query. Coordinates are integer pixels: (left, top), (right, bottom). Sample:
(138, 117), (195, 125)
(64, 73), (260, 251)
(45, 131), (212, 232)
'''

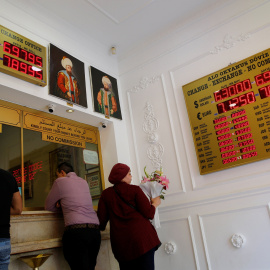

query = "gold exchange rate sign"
(182, 48), (270, 174)
(0, 25), (47, 86)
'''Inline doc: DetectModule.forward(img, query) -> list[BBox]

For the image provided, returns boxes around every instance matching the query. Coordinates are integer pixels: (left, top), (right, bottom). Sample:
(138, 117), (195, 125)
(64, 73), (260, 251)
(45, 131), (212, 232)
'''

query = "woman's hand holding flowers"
(151, 196), (161, 208)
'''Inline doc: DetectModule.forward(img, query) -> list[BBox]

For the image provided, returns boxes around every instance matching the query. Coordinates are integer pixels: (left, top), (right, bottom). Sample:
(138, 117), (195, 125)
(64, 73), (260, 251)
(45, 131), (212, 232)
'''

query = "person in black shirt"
(0, 169), (22, 270)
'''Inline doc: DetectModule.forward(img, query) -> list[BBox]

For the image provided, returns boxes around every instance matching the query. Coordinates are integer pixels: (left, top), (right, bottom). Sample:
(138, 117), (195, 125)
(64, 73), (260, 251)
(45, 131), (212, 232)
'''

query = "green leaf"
(144, 166), (150, 178)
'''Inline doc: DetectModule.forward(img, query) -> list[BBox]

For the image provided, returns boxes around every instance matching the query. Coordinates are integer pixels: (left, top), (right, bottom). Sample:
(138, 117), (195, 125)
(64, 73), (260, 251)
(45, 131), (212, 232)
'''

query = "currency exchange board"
(182, 48), (270, 174)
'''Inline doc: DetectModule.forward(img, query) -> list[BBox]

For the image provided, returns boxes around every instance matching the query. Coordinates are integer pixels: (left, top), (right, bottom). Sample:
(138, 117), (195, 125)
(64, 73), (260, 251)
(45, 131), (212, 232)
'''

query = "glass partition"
(0, 124), (21, 193)
(0, 101), (104, 210)
(23, 129), (101, 208)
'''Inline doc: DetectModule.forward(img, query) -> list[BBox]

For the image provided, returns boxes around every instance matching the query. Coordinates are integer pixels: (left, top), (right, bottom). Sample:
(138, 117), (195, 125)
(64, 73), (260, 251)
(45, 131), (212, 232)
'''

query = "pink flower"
(160, 175), (169, 189)
(141, 166), (170, 199)
(141, 177), (150, 183)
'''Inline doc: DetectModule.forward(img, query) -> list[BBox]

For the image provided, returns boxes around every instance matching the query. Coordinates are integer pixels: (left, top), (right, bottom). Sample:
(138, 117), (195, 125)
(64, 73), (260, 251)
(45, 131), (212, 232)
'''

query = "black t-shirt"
(0, 169), (19, 238)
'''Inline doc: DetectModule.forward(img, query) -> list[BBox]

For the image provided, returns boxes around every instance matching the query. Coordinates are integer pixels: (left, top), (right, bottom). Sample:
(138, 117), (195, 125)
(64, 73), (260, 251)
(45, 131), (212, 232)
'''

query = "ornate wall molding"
(231, 233), (246, 248)
(127, 76), (160, 93)
(164, 242), (177, 255)
(143, 102), (164, 169)
(210, 33), (251, 54)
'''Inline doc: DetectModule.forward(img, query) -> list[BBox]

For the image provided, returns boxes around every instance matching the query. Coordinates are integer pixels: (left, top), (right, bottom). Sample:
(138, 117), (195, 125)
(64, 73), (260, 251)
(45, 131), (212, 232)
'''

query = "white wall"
(0, 0), (131, 179)
(2, 0), (270, 269)
(0, 2), (130, 269)
(119, 0), (270, 269)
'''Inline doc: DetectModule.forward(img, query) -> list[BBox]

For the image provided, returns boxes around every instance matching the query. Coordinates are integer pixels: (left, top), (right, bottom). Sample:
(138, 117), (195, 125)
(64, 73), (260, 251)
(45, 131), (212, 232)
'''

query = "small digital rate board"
(0, 25), (47, 86)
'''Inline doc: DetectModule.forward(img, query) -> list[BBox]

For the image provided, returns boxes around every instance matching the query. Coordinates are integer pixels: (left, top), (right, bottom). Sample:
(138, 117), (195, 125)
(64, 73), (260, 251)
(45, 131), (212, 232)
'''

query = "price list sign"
(0, 25), (47, 86)
(182, 48), (270, 174)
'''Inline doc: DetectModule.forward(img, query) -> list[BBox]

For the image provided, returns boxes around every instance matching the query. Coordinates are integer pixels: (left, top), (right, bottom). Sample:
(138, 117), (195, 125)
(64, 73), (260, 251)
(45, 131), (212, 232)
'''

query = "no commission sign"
(42, 133), (85, 148)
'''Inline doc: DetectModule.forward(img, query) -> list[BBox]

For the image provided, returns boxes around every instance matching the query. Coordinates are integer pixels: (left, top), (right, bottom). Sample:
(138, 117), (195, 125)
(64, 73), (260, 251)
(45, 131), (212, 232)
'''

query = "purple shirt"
(45, 172), (99, 226)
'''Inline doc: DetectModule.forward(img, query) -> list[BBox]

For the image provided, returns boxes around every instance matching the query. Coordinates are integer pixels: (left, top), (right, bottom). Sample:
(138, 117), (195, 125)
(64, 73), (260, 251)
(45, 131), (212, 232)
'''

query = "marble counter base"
(10, 211), (110, 254)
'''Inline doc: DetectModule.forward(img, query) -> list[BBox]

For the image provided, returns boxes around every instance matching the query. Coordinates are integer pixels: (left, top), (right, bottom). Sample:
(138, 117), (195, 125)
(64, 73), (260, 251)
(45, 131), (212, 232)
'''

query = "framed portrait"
(49, 44), (88, 108)
(85, 171), (102, 199)
(90, 66), (122, 120)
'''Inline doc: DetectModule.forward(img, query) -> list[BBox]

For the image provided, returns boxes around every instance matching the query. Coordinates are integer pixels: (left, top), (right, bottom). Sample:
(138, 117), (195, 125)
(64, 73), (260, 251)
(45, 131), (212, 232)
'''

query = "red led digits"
(214, 122), (229, 130)
(213, 116), (227, 124)
(235, 127), (251, 135)
(231, 110), (246, 118)
(3, 41), (43, 67)
(237, 133), (252, 141)
(255, 71), (270, 86)
(218, 139), (233, 147)
(240, 145), (256, 153)
(259, 85), (270, 99)
(238, 139), (254, 147)
(222, 157), (238, 164)
(221, 151), (236, 159)
(3, 55), (43, 80)
(234, 121), (249, 130)
(220, 144), (235, 153)
(232, 115), (247, 124)
(216, 127), (230, 135)
(217, 133), (232, 141)
(242, 151), (257, 159)
(3, 41), (11, 54)
(214, 79), (251, 102)
(19, 62), (27, 74)
(216, 92), (256, 114)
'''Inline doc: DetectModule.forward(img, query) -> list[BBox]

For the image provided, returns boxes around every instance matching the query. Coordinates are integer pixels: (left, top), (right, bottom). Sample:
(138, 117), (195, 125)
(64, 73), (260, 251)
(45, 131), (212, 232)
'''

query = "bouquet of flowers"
(140, 166), (170, 228)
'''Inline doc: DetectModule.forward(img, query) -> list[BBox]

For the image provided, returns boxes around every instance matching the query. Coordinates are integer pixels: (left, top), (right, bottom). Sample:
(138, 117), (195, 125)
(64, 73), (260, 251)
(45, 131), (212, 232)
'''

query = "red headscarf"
(109, 163), (130, 184)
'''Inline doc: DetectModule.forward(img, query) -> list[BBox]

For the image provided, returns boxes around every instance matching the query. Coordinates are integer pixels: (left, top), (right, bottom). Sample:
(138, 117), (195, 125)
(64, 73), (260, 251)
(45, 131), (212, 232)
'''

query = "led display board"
(182, 48), (270, 174)
(0, 25), (47, 86)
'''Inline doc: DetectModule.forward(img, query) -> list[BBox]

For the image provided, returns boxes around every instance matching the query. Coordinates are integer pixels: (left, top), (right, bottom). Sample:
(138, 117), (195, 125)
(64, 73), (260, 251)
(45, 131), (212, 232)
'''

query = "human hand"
(55, 200), (61, 208)
(151, 196), (161, 208)
(67, 92), (71, 98)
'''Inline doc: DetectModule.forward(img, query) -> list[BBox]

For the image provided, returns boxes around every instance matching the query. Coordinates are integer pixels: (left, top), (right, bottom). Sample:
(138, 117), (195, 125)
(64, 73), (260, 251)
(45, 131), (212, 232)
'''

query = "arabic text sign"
(23, 112), (97, 143)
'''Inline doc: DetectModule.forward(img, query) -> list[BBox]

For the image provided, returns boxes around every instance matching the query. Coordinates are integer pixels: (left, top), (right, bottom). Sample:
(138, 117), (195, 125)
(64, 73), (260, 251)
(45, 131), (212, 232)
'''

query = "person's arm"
(10, 191), (22, 215)
(135, 188), (161, 219)
(45, 182), (61, 212)
(97, 195), (109, 231)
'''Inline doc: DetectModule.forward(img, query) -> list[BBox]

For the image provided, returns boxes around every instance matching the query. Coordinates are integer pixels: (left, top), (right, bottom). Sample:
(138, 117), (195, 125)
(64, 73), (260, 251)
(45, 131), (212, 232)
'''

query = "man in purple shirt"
(45, 162), (100, 270)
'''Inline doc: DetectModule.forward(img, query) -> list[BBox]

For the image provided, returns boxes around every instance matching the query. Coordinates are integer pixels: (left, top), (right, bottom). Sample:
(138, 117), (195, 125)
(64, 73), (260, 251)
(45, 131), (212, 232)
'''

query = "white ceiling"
(7, 0), (232, 58)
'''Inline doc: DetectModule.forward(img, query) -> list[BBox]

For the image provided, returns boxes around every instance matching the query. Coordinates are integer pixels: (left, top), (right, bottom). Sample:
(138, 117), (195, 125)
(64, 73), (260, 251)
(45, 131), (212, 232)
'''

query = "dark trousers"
(62, 228), (101, 270)
(118, 247), (156, 270)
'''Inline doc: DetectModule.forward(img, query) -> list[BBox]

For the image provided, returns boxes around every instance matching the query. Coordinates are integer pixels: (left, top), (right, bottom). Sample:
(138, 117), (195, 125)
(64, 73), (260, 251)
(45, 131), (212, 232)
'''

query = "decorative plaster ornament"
(147, 143), (164, 169)
(231, 233), (246, 248)
(128, 76), (160, 93)
(143, 102), (164, 169)
(148, 133), (158, 143)
(164, 242), (177, 254)
(210, 33), (251, 54)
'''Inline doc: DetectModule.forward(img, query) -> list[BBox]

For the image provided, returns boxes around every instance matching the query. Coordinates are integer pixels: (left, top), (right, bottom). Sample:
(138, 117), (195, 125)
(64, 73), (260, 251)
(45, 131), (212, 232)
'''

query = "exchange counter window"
(22, 129), (102, 209)
(0, 101), (104, 210)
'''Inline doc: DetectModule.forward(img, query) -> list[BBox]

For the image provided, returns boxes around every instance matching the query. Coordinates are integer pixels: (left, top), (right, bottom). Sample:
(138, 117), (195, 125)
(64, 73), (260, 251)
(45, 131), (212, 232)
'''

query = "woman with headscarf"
(97, 163), (161, 270)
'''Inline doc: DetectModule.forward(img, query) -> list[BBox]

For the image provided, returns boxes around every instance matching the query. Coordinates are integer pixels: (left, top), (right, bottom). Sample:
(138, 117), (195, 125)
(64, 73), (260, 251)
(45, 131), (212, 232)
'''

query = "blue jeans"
(0, 239), (11, 270)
